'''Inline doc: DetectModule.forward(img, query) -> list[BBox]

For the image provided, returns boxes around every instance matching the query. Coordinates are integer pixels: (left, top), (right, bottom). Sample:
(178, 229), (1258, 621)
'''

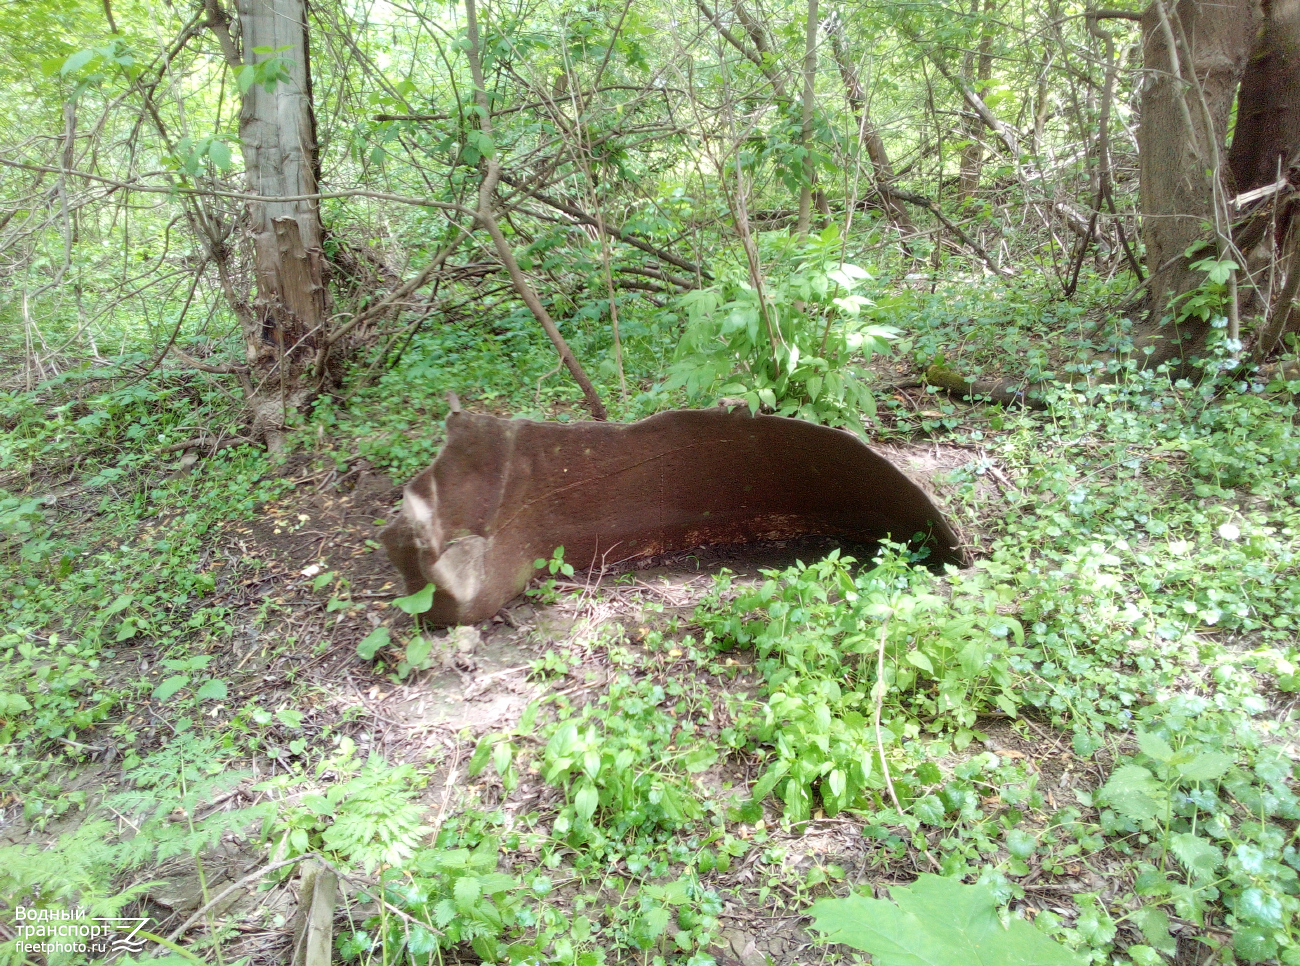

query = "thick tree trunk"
(1228, 0), (1300, 194)
(236, 0), (328, 449)
(1135, 0), (1255, 372)
(1230, 0), (1300, 358)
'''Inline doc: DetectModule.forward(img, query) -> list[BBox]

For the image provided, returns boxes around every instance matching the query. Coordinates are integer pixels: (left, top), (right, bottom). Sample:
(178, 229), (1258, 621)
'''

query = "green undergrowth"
(3, 329), (1300, 965)
(0, 370), (293, 787)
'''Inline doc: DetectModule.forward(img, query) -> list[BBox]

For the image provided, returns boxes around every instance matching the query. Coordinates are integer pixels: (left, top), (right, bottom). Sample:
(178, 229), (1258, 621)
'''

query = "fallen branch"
(163, 856), (309, 947)
(921, 362), (1044, 408)
(881, 187), (1011, 276)
(290, 861), (337, 966)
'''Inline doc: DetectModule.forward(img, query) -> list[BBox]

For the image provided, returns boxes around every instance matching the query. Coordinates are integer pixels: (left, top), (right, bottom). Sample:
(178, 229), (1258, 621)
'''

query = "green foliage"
(393, 582), (435, 615)
(163, 134), (237, 177)
(339, 837), (527, 964)
(528, 545), (576, 603)
(474, 674), (711, 847)
(57, 37), (140, 99)
(665, 227), (895, 433)
(237, 45), (294, 95)
(0, 820), (159, 966)
(695, 547), (1022, 820)
(0, 631), (118, 750)
(811, 874), (1081, 966)
(1086, 697), (1300, 963)
(265, 752), (429, 873)
(16, 2), (1300, 962)
(1177, 253), (1240, 325)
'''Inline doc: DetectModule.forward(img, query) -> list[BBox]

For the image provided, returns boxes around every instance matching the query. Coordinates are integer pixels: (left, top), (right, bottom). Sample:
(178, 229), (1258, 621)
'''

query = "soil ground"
(3, 438), (1155, 965)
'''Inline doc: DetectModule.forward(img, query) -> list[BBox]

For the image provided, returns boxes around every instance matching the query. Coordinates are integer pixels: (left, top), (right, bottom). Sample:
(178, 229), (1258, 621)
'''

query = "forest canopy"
(3, 0), (1295, 431)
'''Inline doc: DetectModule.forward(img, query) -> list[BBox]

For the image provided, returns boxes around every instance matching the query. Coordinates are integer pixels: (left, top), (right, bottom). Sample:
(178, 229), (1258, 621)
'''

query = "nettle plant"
(472, 675), (717, 852)
(664, 226), (896, 433)
(696, 548), (1024, 821)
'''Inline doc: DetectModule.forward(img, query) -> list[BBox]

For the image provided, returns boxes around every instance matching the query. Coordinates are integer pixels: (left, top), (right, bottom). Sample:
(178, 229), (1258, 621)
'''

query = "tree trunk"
(827, 19), (916, 233)
(958, 0), (996, 202)
(1230, 0), (1300, 357)
(1228, 0), (1300, 194)
(236, 0), (328, 450)
(1134, 0), (1256, 373)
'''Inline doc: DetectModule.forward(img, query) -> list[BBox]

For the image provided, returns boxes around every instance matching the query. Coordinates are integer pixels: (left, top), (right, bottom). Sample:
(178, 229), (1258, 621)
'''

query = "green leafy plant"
(695, 548), (1023, 820)
(810, 874), (1082, 965)
(265, 754), (429, 873)
(664, 226), (896, 433)
(528, 545), (576, 603)
(0, 631), (118, 749)
(151, 655), (229, 704)
(1088, 697), (1300, 963)
(339, 837), (527, 964)
(237, 45), (294, 94)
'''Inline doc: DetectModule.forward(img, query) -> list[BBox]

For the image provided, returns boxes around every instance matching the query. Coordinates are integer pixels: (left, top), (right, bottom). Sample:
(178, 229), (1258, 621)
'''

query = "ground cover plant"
(3, 287), (1299, 965)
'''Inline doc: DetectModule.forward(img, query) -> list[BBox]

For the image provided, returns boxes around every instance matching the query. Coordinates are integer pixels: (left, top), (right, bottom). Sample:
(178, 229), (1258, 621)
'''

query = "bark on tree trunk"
(236, 0), (328, 450)
(827, 20), (916, 233)
(1230, 0), (1300, 356)
(958, 0), (996, 202)
(1228, 0), (1300, 194)
(1135, 0), (1255, 373)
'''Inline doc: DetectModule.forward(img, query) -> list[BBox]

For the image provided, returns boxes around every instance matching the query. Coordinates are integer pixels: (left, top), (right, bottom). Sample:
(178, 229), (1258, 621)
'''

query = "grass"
(1, 279), (1299, 966)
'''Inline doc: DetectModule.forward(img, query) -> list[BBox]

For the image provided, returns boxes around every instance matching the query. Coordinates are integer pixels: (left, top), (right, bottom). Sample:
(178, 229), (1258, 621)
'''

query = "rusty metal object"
(381, 408), (967, 625)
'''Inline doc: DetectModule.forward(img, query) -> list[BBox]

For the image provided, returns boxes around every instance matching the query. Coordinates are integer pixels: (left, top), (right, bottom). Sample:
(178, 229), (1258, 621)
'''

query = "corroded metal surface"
(381, 408), (967, 625)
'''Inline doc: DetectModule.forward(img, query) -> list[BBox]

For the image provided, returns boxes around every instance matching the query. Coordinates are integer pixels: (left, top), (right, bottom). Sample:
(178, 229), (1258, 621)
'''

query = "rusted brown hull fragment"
(381, 408), (967, 625)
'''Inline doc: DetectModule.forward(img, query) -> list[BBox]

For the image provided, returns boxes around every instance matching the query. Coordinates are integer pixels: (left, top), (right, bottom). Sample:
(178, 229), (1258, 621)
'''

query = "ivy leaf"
(1234, 926), (1279, 963)
(810, 875), (1082, 966)
(1236, 887), (1285, 929)
(912, 795), (945, 826)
